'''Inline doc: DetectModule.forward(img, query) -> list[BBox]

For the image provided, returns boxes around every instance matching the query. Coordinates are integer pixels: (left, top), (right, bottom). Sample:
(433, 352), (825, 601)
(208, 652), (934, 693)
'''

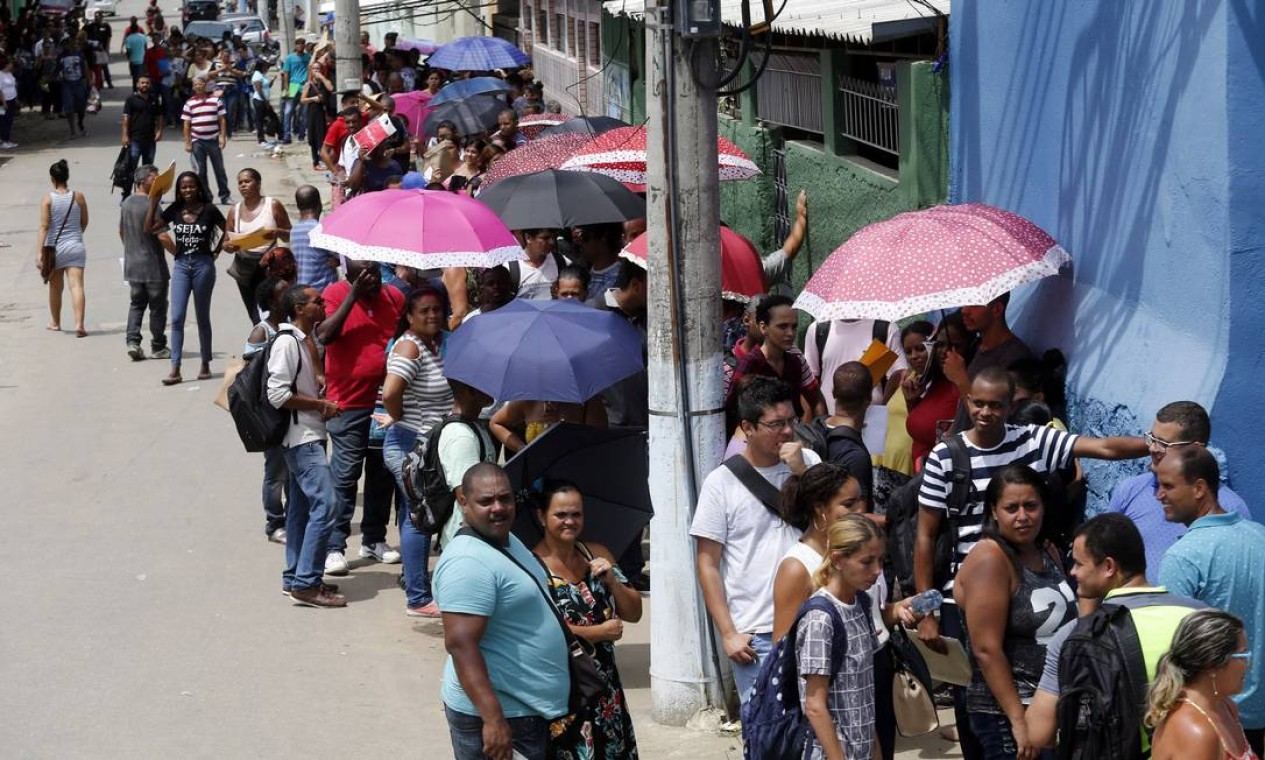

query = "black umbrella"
(506, 423), (651, 560)
(537, 115), (629, 138)
(476, 169), (646, 229)
(423, 92), (507, 137)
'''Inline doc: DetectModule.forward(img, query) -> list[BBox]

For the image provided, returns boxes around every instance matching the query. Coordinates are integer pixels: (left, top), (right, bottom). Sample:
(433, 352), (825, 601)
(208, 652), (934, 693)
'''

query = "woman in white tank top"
(223, 167), (290, 324)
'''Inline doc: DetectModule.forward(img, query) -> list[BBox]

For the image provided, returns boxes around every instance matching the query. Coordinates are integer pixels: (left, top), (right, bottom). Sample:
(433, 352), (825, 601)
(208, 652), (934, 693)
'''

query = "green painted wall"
(718, 117), (778, 254)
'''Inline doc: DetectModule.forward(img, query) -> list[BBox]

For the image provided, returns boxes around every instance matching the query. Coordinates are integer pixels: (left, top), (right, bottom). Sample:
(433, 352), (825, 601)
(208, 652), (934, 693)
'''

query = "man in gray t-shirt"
(120, 165), (169, 360)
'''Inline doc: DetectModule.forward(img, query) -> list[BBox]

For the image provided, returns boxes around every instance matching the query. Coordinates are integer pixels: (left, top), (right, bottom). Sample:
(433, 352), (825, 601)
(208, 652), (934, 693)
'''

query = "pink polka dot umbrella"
(559, 126), (760, 185)
(620, 226), (766, 303)
(519, 112), (572, 140)
(793, 203), (1071, 322)
(482, 133), (593, 188)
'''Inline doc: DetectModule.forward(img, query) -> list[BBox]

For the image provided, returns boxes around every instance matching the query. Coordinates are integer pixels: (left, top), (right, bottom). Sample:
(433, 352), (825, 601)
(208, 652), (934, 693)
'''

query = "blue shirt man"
(1107, 401), (1250, 583)
(1155, 446), (1265, 736)
(434, 463), (569, 760)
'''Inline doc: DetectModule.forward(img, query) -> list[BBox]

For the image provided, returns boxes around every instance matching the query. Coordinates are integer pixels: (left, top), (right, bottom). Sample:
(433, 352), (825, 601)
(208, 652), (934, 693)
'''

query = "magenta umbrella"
(394, 90), (433, 139)
(793, 203), (1071, 322)
(482, 132), (593, 188)
(309, 189), (522, 269)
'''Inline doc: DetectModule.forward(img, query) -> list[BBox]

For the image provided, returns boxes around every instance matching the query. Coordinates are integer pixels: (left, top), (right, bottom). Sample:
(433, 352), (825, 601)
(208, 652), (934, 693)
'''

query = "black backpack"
(402, 415), (488, 535)
(885, 434), (973, 597)
(506, 251), (568, 295)
(1054, 603), (1149, 760)
(227, 332), (301, 453)
(109, 146), (133, 194)
(792, 415), (866, 461)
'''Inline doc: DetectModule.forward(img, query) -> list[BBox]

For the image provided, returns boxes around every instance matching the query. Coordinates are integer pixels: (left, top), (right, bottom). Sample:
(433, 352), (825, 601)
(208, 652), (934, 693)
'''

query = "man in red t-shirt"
(316, 260), (406, 576)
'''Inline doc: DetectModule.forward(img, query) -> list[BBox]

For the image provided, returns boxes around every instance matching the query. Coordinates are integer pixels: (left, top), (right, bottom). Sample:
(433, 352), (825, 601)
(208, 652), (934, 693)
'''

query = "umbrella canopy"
(482, 133), (593, 188)
(793, 203), (1072, 322)
(430, 76), (515, 106)
(445, 298), (646, 403)
(519, 112), (572, 140)
(506, 424), (651, 560)
(395, 38), (439, 54)
(427, 36), (529, 71)
(561, 126), (760, 185)
(537, 115), (628, 139)
(422, 93), (506, 137)
(476, 169), (646, 229)
(308, 189), (522, 268)
(622, 227), (766, 303)
(393, 90), (433, 139)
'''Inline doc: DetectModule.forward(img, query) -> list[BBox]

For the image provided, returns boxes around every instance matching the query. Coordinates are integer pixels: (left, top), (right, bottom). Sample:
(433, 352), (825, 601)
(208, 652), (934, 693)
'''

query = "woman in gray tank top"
(956, 464), (1076, 760)
(37, 159), (89, 336)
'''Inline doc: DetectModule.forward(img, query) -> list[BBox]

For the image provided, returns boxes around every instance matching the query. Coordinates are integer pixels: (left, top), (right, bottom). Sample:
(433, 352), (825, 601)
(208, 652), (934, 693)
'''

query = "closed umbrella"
(430, 76), (515, 106)
(621, 227), (766, 303)
(422, 93), (506, 137)
(476, 169), (646, 229)
(444, 298), (646, 403)
(537, 115), (628, 138)
(427, 36), (530, 71)
(793, 203), (1072, 322)
(561, 125), (760, 185)
(308, 189), (522, 268)
(506, 423), (651, 559)
(481, 133), (593, 188)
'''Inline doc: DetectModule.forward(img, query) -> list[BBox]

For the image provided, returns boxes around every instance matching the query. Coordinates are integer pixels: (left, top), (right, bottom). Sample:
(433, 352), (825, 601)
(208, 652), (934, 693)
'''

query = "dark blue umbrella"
(430, 76), (515, 106)
(427, 36), (530, 72)
(537, 116), (629, 138)
(507, 424), (651, 559)
(445, 299), (645, 403)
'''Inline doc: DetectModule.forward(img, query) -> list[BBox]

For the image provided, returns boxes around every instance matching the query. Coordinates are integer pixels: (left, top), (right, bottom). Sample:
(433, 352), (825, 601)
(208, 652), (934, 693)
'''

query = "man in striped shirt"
(182, 76), (231, 205)
(913, 366), (1148, 760)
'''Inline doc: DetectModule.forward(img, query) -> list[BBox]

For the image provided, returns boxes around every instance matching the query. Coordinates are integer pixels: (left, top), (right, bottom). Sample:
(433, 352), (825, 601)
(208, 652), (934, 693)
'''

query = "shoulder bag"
(40, 194), (74, 283)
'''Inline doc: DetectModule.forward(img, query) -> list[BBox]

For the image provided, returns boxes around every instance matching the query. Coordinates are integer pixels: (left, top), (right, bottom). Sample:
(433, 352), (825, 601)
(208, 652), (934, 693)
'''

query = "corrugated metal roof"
(602, 0), (949, 44)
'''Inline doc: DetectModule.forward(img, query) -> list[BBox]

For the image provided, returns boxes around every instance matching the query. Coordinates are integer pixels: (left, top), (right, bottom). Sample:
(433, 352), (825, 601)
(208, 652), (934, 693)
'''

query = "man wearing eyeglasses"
(1156, 445), (1265, 755)
(1104, 401), (1250, 584)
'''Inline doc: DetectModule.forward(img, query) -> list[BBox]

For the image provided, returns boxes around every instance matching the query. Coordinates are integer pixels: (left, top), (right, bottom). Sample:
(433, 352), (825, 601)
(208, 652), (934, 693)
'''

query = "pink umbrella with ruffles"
(309, 189), (522, 269)
(793, 203), (1071, 322)
(482, 132), (593, 188)
(559, 126), (760, 185)
(620, 227), (766, 303)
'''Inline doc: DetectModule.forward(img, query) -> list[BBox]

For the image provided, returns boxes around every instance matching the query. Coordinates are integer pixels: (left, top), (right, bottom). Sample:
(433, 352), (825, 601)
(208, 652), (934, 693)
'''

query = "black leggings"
(874, 642), (896, 760)
(307, 109), (327, 165)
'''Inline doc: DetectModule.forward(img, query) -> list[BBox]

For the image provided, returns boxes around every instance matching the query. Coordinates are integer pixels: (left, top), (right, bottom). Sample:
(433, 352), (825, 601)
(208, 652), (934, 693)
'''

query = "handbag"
(889, 625), (940, 737)
(40, 194), (74, 283)
(455, 527), (605, 714)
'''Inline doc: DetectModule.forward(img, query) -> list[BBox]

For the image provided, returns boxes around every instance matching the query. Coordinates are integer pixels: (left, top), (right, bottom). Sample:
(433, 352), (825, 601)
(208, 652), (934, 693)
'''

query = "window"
(555, 12), (566, 51)
(588, 21), (600, 67)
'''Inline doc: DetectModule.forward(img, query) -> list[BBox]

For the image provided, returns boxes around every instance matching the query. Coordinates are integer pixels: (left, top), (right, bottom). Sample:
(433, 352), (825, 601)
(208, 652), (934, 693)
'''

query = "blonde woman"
(795, 513), (886, 760)
(1148, 610), (1258, 760)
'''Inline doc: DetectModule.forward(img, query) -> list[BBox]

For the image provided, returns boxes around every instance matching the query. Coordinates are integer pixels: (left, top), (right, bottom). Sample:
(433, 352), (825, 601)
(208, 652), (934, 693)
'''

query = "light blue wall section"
(950, 0), (1265, 509)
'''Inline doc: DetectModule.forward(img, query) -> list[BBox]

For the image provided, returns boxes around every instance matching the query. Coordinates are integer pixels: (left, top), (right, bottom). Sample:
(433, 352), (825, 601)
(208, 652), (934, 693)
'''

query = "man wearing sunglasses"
(1104, 401), (1250, 584)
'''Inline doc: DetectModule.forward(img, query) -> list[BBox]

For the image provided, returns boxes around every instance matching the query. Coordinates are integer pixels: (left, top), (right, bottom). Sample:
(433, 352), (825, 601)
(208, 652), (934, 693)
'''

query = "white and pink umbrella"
(309, 189), (522, 269)
(482, 133), (593, 188)
(793, 203), (1071, 322)
(559, 126), (760, 185)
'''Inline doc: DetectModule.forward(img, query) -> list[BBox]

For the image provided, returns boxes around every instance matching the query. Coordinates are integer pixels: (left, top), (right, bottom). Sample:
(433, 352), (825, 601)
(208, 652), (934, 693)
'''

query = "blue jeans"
(190, 138), (231, 203)
(383, 425), (432, 608)
(444, 706), (548, 760)
(282, 440), (336, 591)
(942, 604), (985, 760)
(732, 632), (774, 706)
(326, 407), (395, 554)
(123, 141), (157, 198)
(263, 445), (288, 535)
(220, 90), (241, 137)
(169, 253), (215, 369)
(280, 96), (305, 141)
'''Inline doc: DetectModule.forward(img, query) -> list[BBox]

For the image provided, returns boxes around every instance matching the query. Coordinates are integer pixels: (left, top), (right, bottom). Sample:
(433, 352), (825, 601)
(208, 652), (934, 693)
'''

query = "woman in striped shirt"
(376, 286), (454, 617)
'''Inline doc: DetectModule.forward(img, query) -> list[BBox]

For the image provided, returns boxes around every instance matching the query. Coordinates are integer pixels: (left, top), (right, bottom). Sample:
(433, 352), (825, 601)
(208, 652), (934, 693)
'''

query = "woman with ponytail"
(1148, 609), (1257, 760)
(792, 512), (886, 760)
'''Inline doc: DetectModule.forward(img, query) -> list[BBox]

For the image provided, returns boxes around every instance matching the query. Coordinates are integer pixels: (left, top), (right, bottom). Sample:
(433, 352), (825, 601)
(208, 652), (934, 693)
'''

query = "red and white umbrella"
(559, 126), (760, 185)
(482, 133), (592, 188)
(519, 113), (572, 140)
(621, 227), (766, 303)
(309, 189), (522, 269)
(793, 203), (1071, 322)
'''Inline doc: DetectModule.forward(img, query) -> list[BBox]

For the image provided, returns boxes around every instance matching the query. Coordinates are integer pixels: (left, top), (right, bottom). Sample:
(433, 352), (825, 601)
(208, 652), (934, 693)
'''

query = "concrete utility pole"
(333, 0), (362, 92)
(276, 0), (295, 59)
(644, 0), (728, 727)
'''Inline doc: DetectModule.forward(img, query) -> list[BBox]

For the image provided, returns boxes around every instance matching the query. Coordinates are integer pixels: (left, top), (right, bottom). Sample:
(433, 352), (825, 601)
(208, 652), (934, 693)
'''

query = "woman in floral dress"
(533, 480), (642, 759)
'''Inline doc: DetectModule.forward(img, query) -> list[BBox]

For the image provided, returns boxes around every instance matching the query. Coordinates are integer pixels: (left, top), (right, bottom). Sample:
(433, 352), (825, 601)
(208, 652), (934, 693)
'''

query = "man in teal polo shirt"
(1026, 513), (1205, 752)
(1158, 445), (1265, 755)
(434, 463), (569, 760)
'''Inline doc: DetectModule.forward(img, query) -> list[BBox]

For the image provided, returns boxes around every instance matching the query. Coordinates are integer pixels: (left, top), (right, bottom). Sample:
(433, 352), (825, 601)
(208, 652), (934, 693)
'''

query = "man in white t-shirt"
(437, 379), (498, 549)
(691, 376), (820, 704)
(504, 229), (565, 301)
(804, 318), (908, 405)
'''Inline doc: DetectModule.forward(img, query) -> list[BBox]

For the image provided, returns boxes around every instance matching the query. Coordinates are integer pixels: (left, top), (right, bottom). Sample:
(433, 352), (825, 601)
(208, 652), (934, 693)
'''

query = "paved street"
(0, 11), (963, 758)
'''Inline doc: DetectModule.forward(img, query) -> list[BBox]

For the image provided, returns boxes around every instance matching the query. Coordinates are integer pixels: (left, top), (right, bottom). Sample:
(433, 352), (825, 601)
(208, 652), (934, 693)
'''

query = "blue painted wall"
(950, 0), (1265, 510)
